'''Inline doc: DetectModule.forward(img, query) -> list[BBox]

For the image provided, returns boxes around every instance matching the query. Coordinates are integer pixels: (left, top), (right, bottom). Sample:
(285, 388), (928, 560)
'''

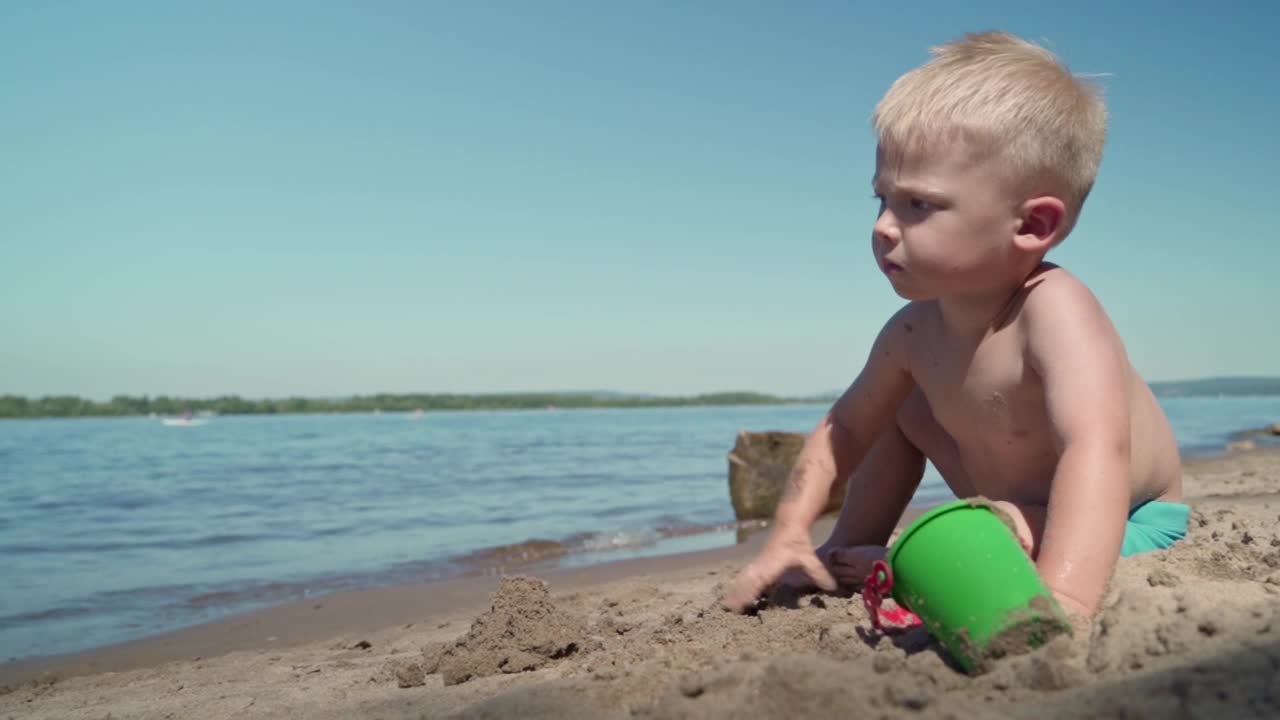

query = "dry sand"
(4, 448), (1280, 719)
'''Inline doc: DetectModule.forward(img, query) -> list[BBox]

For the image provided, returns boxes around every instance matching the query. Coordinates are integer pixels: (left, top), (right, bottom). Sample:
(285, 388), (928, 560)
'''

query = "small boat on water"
(162, 411), (206, 427)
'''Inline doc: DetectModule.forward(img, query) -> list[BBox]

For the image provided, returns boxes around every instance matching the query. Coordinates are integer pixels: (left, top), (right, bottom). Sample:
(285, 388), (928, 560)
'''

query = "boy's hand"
(722, 529), (837, 612)
(815, 543), (887, 584)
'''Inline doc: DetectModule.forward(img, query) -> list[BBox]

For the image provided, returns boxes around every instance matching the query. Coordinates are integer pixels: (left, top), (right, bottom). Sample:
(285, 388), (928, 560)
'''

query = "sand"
(4, 448), (1280, 719)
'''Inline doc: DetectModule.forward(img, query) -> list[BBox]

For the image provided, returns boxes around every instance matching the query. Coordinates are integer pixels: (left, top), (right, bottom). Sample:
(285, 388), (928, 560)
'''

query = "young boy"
(723, 31), (1188, 622)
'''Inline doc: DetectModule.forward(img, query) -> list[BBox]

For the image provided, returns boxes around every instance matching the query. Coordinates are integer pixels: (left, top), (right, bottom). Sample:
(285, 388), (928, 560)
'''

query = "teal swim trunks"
(1121, 500), (1190, 557)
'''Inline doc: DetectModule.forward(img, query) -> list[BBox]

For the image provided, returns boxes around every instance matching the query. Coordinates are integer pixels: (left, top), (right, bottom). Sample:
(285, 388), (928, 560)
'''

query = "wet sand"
(3, 449), (1280, 719)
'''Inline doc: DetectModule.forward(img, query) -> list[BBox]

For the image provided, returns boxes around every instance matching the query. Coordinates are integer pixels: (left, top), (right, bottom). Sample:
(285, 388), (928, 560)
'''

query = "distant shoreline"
(4, 377), (1280, 418)
(0, 393), (829, 419)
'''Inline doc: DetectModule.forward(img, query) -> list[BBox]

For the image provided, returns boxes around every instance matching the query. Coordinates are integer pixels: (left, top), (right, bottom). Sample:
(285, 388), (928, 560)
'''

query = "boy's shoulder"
(1014, 263), (1120, 349)
(1016, 263), (1107, 321)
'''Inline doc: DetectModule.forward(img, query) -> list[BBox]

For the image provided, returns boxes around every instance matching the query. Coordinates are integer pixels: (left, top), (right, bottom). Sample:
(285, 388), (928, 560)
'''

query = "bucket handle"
(861, 559), (894, 631)
(862, 559), (922, 632)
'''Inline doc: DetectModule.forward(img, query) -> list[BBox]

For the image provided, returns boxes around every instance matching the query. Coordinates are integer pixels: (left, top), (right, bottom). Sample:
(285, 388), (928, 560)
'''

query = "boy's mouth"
(883, 261), (904, 274)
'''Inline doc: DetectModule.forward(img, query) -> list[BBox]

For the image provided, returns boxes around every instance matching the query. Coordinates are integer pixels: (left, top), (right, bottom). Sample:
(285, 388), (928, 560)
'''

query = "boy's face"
(871, 141), (1025, 301)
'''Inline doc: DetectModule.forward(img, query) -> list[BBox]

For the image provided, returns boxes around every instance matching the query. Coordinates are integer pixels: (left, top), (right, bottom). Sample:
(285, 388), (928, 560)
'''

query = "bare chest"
(909, 330), (1056, 485)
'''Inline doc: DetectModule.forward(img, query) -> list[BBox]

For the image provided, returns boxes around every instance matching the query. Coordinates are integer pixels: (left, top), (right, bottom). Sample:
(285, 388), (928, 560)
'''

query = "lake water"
(2, 396), (1278, 661)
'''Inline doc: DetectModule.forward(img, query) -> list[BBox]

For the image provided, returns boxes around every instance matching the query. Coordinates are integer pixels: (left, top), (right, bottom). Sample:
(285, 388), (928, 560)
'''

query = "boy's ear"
(1013, 196), (1067, 253)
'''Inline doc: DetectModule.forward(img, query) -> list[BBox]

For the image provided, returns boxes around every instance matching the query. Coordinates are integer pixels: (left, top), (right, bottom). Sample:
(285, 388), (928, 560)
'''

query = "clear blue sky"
(2, 2), (1276, 399)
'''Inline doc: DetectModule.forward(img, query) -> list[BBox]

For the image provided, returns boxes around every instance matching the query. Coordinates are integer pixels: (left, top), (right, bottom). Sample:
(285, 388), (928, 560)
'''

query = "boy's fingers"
(721, 578), (756, 612)
(828, 546), (887, 569)
(722, 563), (773, 612)
(803, 555), (838, 592)
(816, 546), (839, 566)
(826, 548), (852, 565)
(826, 548), (867, 574)
(776, 567), (809, 590)
(723, 546), (844, 611)
(824, 547), (891, 585)
(829, 564), (865, 581)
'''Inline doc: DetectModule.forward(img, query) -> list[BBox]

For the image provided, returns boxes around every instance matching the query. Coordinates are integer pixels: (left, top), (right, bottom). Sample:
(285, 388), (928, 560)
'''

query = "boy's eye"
(909, 197), (934, 211)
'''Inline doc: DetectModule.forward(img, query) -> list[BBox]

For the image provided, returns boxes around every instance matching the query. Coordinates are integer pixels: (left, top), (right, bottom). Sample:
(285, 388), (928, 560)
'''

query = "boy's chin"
(887, 281), (934, 302)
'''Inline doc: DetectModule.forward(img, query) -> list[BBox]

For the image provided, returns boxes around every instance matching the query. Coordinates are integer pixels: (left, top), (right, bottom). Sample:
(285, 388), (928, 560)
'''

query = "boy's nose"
(873, 213), (900, 249)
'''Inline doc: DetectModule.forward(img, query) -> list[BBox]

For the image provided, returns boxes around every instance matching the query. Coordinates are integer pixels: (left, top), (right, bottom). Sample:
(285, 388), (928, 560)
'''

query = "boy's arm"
(722, 309), (915, 611)
(1024, 280), (1132, 616)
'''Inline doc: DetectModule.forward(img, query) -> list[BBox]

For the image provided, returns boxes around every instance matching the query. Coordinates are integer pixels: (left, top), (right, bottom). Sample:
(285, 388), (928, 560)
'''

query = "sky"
(2, 1), (1277, 400)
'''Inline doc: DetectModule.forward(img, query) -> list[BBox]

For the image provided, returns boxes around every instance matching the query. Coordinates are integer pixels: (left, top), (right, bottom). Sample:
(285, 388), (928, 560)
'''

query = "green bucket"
(886, 499), (1071, 673)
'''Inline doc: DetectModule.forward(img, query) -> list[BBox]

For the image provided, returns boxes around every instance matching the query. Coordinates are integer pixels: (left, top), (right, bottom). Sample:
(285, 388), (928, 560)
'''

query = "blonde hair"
(872, 31), (1107, 238)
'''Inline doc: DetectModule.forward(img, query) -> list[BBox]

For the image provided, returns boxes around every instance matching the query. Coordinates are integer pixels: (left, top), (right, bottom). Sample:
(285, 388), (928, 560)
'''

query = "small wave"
(183, 591), (241, 608)
(1224, 426), (1280, 448)
(447, 518), (767, 576)
(456, 538), (572, 567)
(590, 503), (667, 519)
(1, 531), (283, 555)
(181, 581), (312, 610)
(31, 499), (79, 512)
(0, 604), (94, 631)
(649, 514), (770, 539)
(563, 529), (660, 553)
(102, 496), (155, 511)
(188, 533), (277, 548)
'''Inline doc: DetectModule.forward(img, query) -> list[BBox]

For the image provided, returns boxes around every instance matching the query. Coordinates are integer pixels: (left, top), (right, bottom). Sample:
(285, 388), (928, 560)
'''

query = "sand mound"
(433, 576), (593, 686)
(442, 496), (1280, 719)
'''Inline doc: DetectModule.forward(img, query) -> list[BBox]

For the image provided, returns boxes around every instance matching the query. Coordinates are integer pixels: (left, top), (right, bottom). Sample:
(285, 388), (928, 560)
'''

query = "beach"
(4, 446), (1280, 719)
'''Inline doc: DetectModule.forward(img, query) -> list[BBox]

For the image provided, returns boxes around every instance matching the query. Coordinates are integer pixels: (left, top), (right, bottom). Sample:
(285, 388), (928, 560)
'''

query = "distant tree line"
(6, 376), (1274, 418)
(0, 391), (821, 419)
(1149, 377), (1280, 397)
